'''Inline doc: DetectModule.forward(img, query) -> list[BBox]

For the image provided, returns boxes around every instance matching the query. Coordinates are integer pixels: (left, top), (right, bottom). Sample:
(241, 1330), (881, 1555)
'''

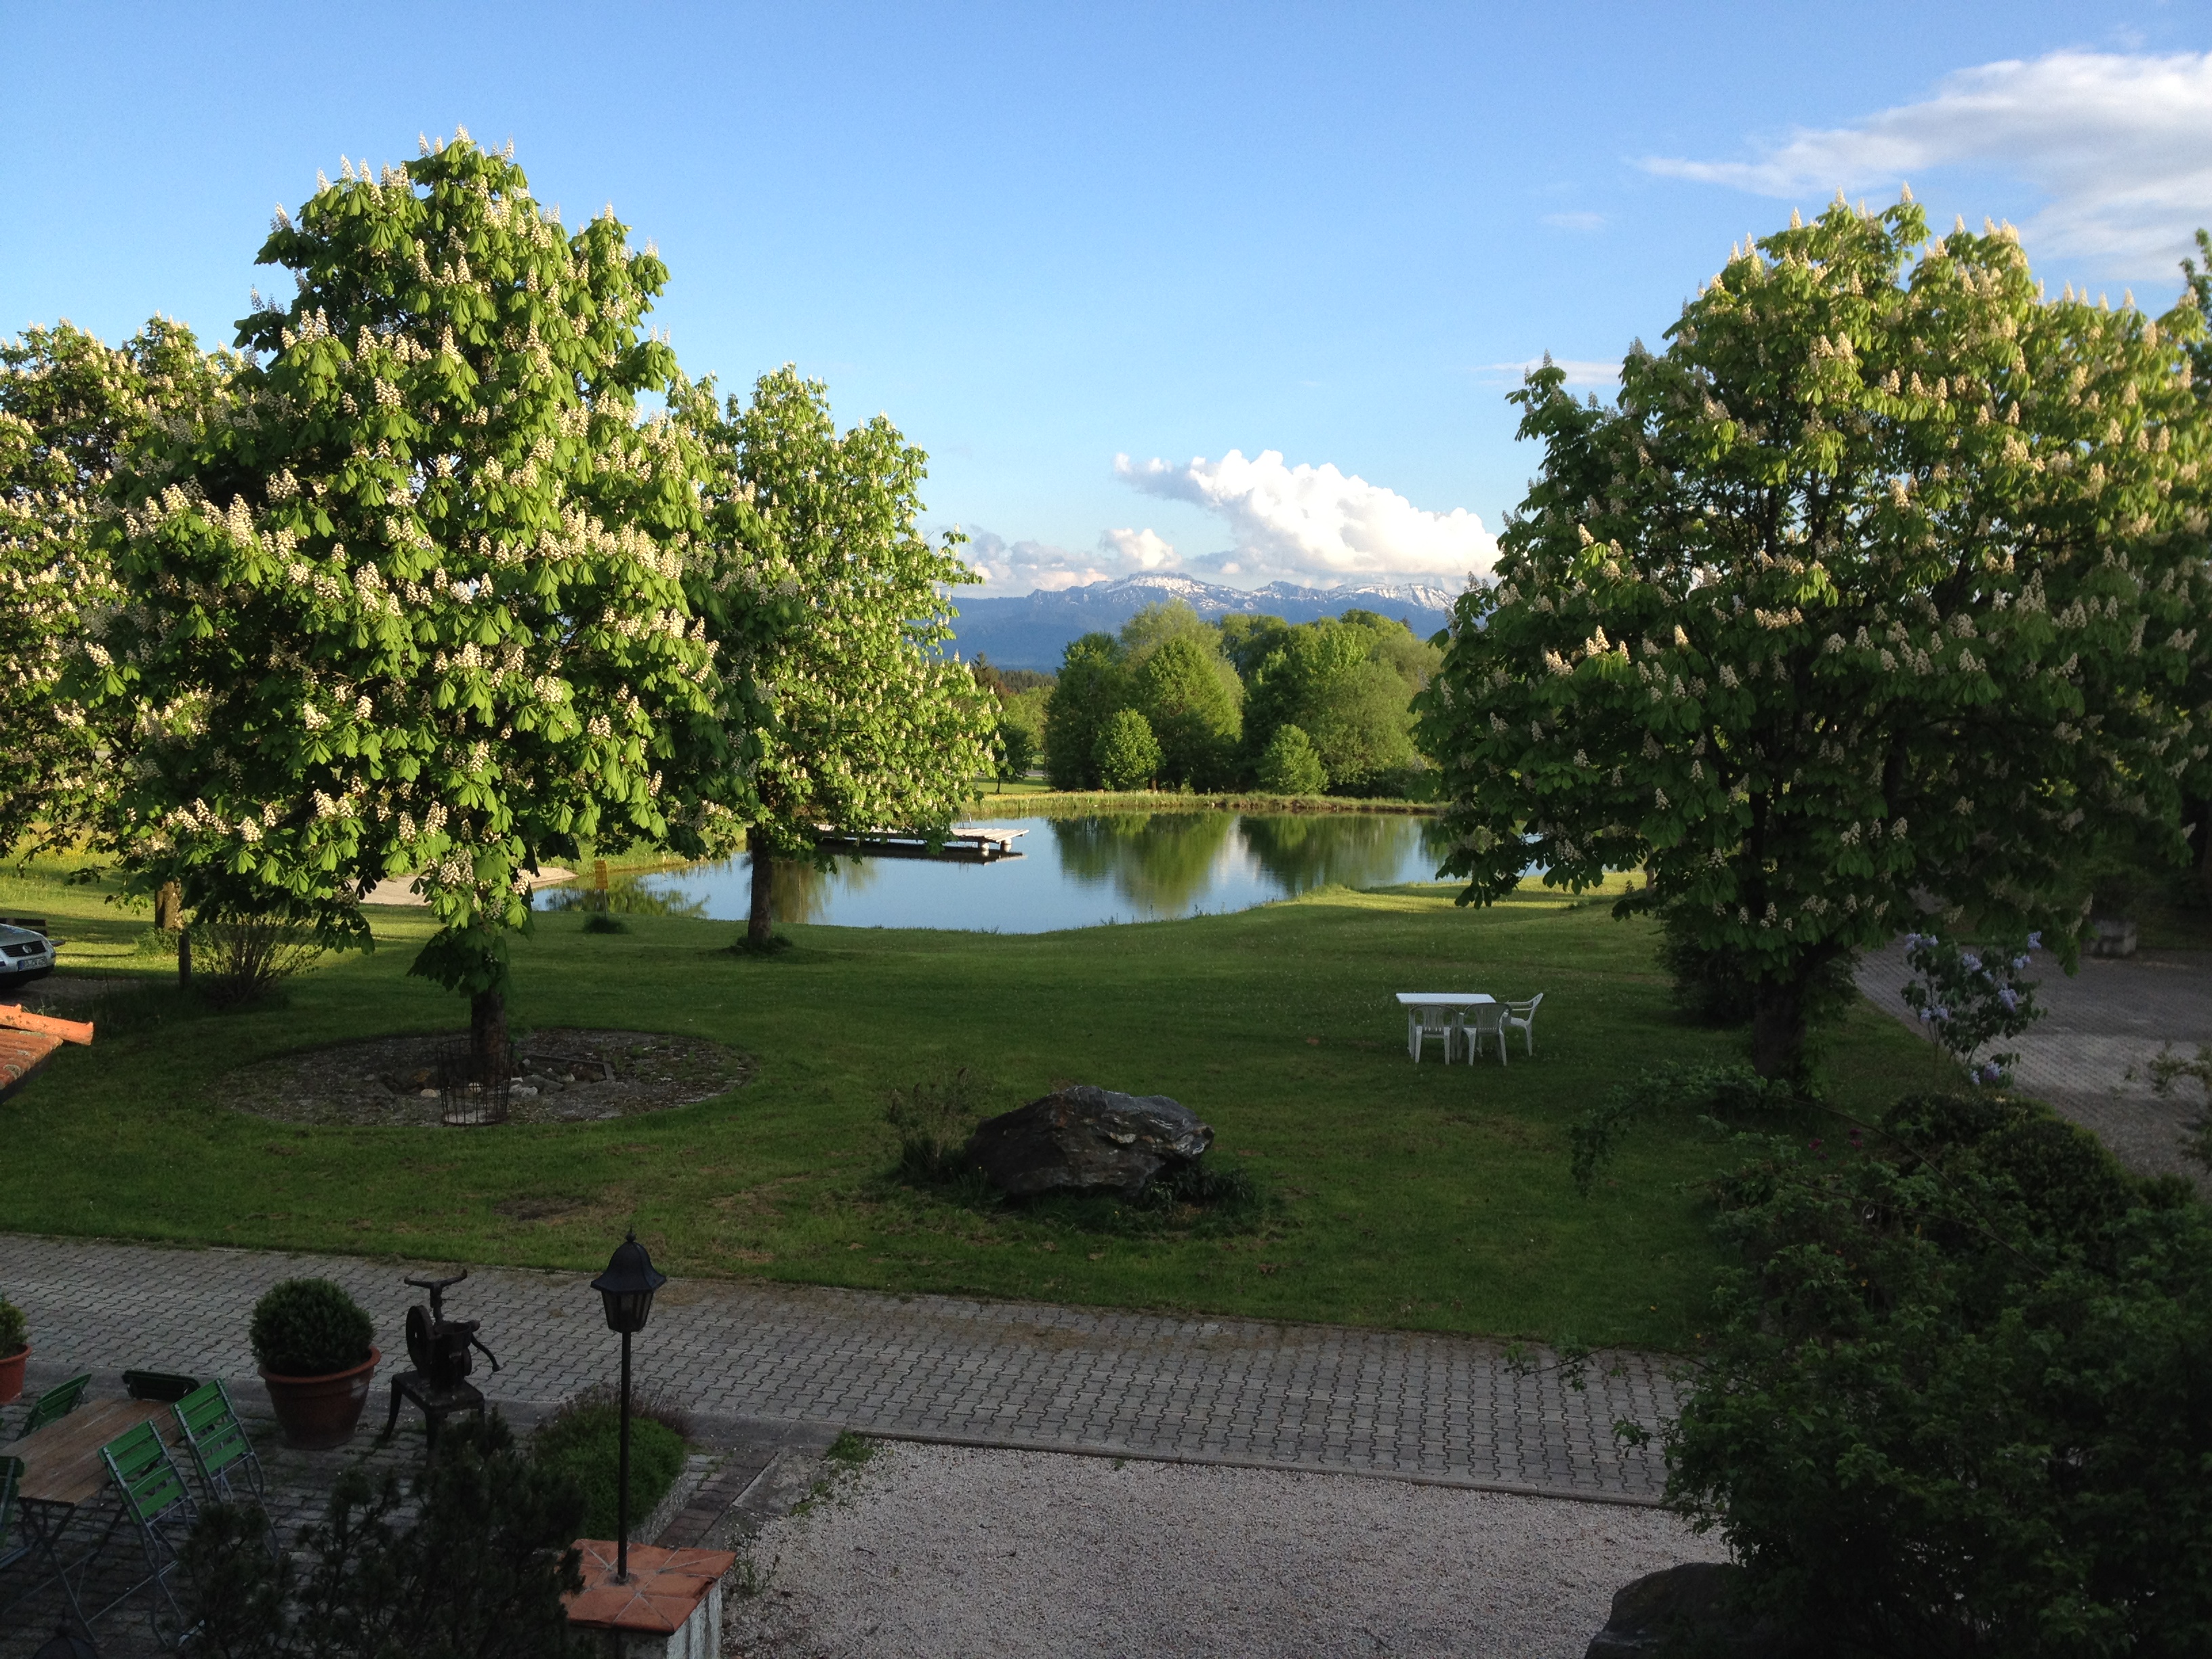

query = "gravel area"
(216, 1026), (753, 1125)
(724, 1442), (1725, 1659)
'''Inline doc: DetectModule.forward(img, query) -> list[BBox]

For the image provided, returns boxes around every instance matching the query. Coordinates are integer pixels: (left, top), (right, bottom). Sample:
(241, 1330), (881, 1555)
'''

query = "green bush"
(180, 1413), (592, 1658)
(531, 1395), (687, 1540)
(1660, 1092), (2212, 1656)
(249, 1277), (375, 1376)
(1655, 907), (1860, 1031)
(1254, 724), (1328, 794)
(884, 1067), (983, 1185)
(0, 1295), (25, 1355)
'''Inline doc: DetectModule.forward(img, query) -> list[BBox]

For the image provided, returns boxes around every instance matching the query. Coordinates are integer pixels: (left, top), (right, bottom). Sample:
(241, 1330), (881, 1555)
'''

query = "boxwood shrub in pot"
(251, 1277), (379, 1449)
(0, 1294), (27, 1405)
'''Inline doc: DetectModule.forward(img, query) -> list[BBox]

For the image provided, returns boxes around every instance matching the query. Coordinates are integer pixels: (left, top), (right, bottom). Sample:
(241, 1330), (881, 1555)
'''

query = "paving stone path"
(3, 1234), (1677, 1507)
(1856, 943), (2212, 1184)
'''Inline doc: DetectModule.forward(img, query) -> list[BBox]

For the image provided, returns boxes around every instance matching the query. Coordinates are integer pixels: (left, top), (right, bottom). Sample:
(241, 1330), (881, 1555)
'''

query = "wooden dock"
(813, 826), (1027, 863)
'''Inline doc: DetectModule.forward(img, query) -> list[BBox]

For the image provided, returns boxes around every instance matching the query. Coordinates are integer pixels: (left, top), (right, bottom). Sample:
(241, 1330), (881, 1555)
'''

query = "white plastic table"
(1395, 992), (1494, 1061)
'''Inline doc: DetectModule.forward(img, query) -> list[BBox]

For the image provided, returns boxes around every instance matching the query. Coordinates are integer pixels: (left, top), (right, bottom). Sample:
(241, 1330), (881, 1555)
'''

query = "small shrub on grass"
(531, 1387), (688, 1539)
(884, 1067), (985, 1185)
(581, 912), (629, 934)
(249, 1278), (374, 1377)
(192, 912), (327, 1010)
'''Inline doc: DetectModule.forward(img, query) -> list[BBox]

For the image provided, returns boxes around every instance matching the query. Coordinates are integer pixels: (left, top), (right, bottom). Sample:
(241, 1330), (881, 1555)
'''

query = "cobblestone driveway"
(3, 1234), (1676, 1505)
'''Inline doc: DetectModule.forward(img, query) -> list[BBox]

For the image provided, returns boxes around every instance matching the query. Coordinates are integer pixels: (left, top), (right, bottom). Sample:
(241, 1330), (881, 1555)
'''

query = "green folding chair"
(171, 1380), (265, 1507)
(14, 1374), (90, 1439)
(94, 1420), (199, 1647)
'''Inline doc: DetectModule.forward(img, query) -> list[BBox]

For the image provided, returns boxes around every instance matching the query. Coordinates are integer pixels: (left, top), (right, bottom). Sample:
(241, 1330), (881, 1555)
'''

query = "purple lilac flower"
(2026, 932), (2041, 950)
(1961, 951), (1982, 972)
(2011, 955), (2030, 971)
(1999, 987), (2018, 1012)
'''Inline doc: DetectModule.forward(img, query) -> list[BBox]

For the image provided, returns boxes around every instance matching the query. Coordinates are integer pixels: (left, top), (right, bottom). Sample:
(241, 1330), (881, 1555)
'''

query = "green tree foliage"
(1255, 722), (1328, 794)
(1094, 707), (1161, 789)
(995, 718), (1036, 788)
(681, 365), (996, 945)
(0, 318), (227, 857)
(1419, 197), (2212, 1077)
(1131, 632), (1242, 787)
(1246, 613), (1437, 794)
(1043, 631), (1126, 788)
(1665, 1094), (2212, 1656)
(1218, 612), (1293, 678)
(83, 134), (719, 1073)
(2177, 227), (2212, 903)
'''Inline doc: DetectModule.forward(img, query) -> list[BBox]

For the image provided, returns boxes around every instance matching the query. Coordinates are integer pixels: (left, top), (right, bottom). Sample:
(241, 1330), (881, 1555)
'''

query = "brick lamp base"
(565, 1542), (736, 1659)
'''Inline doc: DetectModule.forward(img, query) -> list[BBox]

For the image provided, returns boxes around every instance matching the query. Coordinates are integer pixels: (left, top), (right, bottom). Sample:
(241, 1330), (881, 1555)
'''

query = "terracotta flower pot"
(260, 1346), (380, 1449)
(0, 1345), (26, 1406)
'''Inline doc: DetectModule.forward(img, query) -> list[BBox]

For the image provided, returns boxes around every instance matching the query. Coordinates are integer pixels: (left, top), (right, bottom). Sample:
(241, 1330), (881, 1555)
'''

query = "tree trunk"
(747, 846), (774, 947)
(1750, 978), (1807, 1080)
(472, 987), (508, 1084)
(153, 881), (181, 933)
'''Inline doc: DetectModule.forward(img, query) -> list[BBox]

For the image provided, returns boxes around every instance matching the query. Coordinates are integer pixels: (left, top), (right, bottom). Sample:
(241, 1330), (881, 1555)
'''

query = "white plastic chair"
(1462, 1002), (1508, 1065)
(1409, 1003), (1459, 1063)
(1500, 993), (1544, 1059)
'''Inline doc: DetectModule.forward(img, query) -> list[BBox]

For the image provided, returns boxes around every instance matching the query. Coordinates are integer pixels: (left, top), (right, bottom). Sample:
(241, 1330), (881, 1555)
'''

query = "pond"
(552, 812), (1458, 934)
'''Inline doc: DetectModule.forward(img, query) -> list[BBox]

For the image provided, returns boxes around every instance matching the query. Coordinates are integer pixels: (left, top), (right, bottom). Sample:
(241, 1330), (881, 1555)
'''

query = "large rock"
(1585, 1563), (1808, 1658)
(965, 1086), (1212, 1199)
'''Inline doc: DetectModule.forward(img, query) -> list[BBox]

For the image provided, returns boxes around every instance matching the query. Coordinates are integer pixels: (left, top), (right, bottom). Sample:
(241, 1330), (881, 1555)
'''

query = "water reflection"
(1241, 812), (1456, 893)
(1050, 813), (1239, 915)
(585, 812), (1446, 934)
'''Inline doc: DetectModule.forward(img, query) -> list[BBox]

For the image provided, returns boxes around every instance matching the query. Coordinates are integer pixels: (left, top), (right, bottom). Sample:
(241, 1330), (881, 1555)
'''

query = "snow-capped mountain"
(947, 573), (1466, 670)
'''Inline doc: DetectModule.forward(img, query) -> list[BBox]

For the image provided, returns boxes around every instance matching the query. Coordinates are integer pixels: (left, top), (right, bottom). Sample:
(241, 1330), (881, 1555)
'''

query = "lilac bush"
(1899, 930), (2043, 1083)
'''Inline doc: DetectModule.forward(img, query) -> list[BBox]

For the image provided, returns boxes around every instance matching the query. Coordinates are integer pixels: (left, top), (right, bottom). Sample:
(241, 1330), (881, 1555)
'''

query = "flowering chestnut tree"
(680, 366), (996, 946)
(1418, 197), (2211, 1076)
(85, 134), (719, 1071)
(0, 319), (226, 859)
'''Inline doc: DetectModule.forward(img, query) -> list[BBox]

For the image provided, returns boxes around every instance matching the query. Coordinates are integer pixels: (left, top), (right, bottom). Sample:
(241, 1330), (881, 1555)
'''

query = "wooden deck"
(813, 827), (1027, 863)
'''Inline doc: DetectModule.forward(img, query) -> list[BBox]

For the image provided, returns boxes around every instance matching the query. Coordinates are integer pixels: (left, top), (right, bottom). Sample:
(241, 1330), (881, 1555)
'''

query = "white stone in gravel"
(724, 1442), (1726, 1659)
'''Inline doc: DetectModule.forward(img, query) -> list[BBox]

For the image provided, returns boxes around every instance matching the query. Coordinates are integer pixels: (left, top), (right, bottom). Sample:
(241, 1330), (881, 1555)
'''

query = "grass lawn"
(0, 858), (1939, 1351)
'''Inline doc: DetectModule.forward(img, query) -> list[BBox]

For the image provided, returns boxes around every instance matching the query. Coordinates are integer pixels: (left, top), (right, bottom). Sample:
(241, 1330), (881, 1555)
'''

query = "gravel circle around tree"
(218, 1028), (754, 1127)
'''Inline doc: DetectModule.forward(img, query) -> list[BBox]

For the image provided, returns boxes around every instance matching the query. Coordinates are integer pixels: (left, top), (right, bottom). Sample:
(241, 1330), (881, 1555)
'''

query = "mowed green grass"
(0, 859), (1936, 1350)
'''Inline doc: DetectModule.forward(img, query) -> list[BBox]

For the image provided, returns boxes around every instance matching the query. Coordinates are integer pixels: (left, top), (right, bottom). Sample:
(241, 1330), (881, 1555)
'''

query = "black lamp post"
(590, 1227), (665, 1582)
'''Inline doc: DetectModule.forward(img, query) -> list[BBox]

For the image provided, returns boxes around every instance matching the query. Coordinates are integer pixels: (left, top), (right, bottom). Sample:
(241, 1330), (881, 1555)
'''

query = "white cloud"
(958, 530), (1112, 595)
(1115, 449), (1496, 582)
(1099, 526), (1176, 569)
(1643, 50), (2212, 272)
(958, 525), (1180, 594)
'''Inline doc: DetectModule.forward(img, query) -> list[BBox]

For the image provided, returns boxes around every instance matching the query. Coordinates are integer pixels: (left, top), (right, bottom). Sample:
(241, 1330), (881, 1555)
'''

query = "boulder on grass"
(1585, 1563), (1808, 1658)
(965, 1086), (1212, 1200)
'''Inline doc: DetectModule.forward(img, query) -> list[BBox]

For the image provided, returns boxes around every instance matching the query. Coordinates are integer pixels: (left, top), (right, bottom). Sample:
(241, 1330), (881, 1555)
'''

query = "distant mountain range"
(946, 573), (1464, 671)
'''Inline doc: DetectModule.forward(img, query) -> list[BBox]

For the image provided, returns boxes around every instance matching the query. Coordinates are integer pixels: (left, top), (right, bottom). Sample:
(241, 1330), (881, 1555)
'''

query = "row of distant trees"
(1003, 603), (1441, 796)
(0, 132), (996, 1071)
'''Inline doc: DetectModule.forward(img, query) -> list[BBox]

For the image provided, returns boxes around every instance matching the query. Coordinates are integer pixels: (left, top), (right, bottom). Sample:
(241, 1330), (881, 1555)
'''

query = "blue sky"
(5, 2), (2210, 592)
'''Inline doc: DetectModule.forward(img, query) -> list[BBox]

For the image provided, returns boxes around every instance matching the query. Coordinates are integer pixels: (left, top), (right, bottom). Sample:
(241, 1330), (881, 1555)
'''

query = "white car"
(0, 922), (60, 988)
